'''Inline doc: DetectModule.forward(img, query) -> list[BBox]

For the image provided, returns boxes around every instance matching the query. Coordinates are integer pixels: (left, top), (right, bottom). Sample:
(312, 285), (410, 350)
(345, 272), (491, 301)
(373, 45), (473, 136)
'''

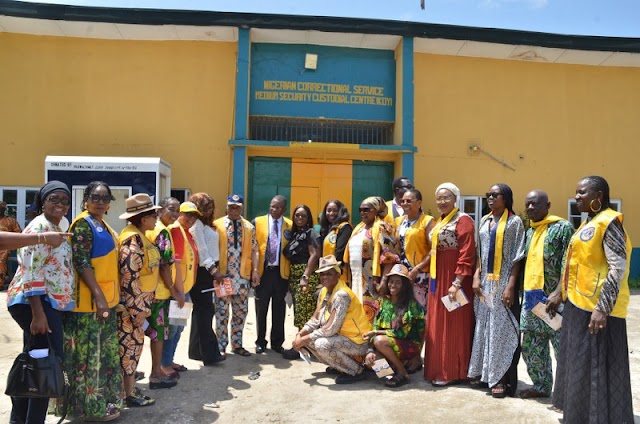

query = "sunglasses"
(46, 196), (70, 206)
(89, 194), (114, 204)
(486, 192), (503, 199)
(400, 199), (416, 205)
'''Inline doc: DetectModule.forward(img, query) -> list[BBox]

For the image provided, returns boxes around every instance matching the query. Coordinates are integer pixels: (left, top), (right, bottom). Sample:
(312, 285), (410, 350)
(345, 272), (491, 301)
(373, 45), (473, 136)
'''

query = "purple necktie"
(269, 219), (279, 264)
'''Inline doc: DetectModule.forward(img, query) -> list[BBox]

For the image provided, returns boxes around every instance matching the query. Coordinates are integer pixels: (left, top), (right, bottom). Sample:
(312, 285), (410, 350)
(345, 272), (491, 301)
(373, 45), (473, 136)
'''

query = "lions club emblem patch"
(580, 226), (595, 242)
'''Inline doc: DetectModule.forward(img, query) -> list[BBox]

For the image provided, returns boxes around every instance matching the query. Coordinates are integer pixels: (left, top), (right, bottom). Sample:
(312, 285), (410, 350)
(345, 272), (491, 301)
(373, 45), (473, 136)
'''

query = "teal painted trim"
(630, 247), (640, 279)
(229, 139), (291, 147)
(402, 36), (414, 150)
(232, 146), (246, 197)
(360, 144), (417, 152)
(402, 151), (414, 178)
(228, 139), (417, 152)
(234, 27), (250, 140)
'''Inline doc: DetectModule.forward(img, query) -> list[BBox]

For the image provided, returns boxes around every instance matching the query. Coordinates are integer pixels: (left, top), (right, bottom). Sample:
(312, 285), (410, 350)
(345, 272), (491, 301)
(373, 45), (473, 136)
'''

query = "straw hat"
(315, 255), (342, 274)
(386, 263), (410, 281)
(119, 193), (161, 220)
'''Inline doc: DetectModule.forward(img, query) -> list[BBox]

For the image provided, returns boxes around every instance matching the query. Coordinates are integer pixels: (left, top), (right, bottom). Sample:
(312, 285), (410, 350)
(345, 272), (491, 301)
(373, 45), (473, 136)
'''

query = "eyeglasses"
(89, 194), (114, 204)
(359, 207), (372, 213)
(400, 199), (416, 205)
(46, 196), (70, 206)
(486, 192), (503, 199)
(294, 213), (308, 219)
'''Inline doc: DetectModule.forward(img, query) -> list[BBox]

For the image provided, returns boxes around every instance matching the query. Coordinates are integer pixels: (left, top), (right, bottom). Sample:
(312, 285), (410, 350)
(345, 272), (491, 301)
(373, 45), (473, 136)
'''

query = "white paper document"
(169, 300), (193, 320)
(441, 289), (469, 312)
(532, 302), (562, 330)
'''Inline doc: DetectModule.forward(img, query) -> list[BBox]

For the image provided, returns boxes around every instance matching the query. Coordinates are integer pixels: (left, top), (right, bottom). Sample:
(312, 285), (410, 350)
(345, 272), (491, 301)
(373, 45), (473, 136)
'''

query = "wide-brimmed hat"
(316, 255), (342, 274)
(227, 194), (244, 206)
(386, 263), (410, 280)
(119, 193), (161, 220)
(179, 201), (202, 215)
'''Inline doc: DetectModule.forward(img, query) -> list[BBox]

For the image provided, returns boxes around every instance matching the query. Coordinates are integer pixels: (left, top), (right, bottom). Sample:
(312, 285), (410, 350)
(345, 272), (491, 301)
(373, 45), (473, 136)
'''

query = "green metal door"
(247, 157), (292, 220)
(351, 160), (394, 225)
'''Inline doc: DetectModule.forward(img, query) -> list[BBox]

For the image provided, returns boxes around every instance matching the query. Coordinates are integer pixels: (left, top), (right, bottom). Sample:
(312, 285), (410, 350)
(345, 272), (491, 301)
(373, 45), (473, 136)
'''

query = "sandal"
(519, 388), (549, 399)
(126, 389), (155, 407)
(384, 373), (409, 388)
(232, 347), (252, 357)
(491, 383), (507, 399)
(172, 363), (188, 372)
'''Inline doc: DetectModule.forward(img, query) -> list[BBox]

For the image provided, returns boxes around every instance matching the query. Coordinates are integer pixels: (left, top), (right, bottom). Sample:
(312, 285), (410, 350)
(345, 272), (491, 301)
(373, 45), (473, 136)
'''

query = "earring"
(590, 199), (602, 213)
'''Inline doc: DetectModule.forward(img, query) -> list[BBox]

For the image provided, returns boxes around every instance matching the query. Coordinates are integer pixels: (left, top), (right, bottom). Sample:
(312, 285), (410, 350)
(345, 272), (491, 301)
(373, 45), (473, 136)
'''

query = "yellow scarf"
(524, 215), (562, 291)
(486, 209), (509, 282)
(429, 207), (459, 278)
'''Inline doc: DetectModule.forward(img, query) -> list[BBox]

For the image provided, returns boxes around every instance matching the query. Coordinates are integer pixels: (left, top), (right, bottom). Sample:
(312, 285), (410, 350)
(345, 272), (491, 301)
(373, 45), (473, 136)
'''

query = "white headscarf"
(435, 182), (461, 201)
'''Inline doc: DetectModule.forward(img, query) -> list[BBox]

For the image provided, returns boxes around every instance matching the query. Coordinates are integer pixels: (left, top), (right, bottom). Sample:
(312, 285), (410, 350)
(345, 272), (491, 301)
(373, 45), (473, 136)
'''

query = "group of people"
(3, 174), (634, 424)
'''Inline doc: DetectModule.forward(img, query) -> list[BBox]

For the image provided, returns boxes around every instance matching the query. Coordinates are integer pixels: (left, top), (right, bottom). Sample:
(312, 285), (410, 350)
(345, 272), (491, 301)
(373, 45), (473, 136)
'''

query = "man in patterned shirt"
(214, 194), (259, 357)
(519, 190), (574, 399)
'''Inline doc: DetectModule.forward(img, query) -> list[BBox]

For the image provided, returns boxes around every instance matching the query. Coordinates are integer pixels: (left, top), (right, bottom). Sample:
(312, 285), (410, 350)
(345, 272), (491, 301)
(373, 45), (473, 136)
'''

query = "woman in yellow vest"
(163, 202), (200, 372)
(319, 199), (352, 280)
(58, 181), (123, 421)
(291, 255), (372, 384)
(552, 176), (633, 424)
(344, 196), (398, 323)
(117, 193), (162, 408)
(395, 188), (434, 309)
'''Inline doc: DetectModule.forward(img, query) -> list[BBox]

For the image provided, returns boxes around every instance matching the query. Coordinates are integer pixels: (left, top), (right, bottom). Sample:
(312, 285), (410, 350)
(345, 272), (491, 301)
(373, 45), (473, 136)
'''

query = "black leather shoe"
(255, 345), (266, 354)
(272, 346), (284, 354)
(282, 348), (299, 360)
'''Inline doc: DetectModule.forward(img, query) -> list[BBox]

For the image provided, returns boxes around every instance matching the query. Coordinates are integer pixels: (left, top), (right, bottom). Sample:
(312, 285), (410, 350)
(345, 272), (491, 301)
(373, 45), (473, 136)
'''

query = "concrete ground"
(1, 292), (639, 424)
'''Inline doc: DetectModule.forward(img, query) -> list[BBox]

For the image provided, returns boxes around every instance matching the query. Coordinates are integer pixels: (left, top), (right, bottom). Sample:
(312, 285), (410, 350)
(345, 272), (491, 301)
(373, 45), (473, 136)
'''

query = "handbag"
(5, 333), (67, 399)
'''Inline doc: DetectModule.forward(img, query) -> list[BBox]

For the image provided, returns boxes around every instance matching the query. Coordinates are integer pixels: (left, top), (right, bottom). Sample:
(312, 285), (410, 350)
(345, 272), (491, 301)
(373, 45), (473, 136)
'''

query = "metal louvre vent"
(249, 116), (394, 145)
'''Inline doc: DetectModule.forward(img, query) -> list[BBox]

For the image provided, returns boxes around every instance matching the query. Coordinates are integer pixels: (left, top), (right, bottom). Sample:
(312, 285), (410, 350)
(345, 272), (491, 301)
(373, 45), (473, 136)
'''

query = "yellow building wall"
(414, 53), (640, 243)
(0, 33), (236, 214)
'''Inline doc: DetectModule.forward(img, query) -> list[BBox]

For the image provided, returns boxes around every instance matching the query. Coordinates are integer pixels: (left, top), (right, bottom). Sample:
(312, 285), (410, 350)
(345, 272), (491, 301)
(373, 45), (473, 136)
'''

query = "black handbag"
(5, 333), (67, 399)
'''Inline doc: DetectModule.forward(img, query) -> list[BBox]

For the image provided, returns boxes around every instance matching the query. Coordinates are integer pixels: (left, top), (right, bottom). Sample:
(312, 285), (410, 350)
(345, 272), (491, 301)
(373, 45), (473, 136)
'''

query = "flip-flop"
(172, 364), (188, 372)
(232, 347), (252, 357)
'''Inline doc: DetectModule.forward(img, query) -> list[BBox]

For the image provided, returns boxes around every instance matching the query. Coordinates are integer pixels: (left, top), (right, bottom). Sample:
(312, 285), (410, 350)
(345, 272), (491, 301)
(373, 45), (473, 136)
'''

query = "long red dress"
(424, 213), (476, 382)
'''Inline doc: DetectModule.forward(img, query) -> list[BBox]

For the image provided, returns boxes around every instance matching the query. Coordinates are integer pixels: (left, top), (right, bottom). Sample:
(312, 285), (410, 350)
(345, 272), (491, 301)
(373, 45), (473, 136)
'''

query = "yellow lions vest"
(395, 213), (433, 271)
(70, 211), (120, 312)
(120, 224), (161, 293)
(215, 216), (253, 279)
(319, 280), (372, 344)
(563, 208), (631, 318)
(255, 215), (292, 279)
(323, 222), (351, 283)
(146, 221), (175, 301)
(169, 222), (197, 294)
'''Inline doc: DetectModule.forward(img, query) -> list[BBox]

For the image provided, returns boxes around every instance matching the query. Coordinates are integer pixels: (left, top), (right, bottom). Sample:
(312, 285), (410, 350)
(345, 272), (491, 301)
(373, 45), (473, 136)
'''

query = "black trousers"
(188, 267), (222, 361)
(8, 298), (64, 424)
(254, 266), (289, 349)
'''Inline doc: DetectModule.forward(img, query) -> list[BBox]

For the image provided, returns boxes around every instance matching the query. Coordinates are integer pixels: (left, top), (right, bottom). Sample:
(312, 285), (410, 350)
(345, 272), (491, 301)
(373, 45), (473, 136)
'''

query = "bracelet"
(367, 348), (375, 354)
(37, 234), (42, 244)
(452, 280), (462, 288)
(43, 234), (47, 244)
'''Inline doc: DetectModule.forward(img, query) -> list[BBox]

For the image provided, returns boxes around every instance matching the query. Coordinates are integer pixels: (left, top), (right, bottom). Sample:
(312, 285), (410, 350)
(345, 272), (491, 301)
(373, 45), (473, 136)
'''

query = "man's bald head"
(525, 190), (550, 223)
